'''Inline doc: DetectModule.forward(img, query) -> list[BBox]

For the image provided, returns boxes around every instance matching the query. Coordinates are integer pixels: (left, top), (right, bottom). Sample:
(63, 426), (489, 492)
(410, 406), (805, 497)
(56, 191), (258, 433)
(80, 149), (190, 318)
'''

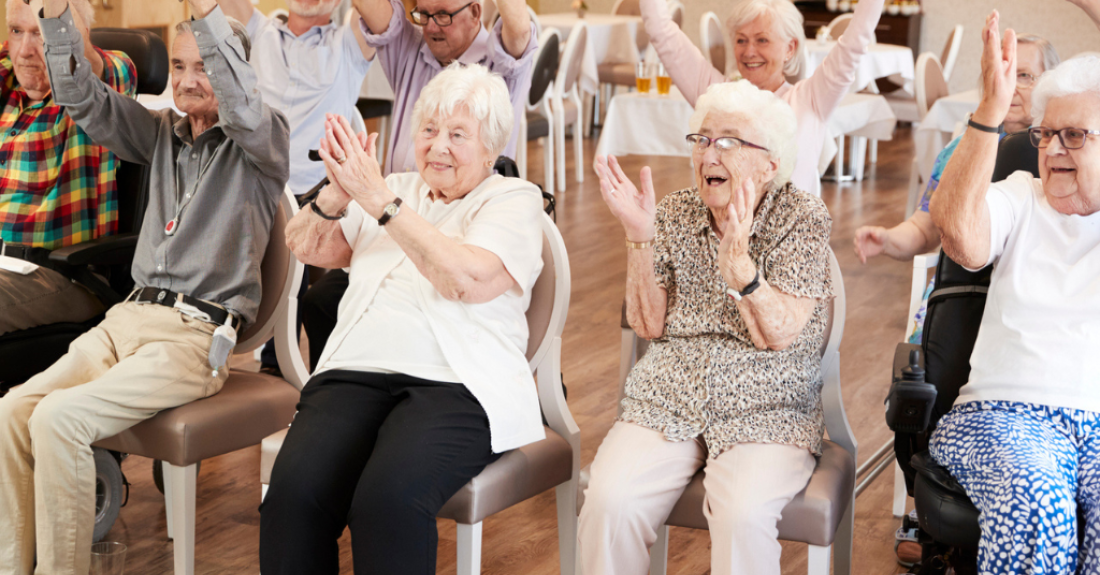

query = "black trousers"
(259, 370), (500, 575)
(299, 268), (348, 370)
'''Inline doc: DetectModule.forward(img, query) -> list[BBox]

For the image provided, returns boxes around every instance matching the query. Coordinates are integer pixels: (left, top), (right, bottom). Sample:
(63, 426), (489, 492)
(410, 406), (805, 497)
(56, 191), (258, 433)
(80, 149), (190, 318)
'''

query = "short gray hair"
(689, 80), (799, 189)
(175, 16), (251, 61)
(726, 0), (806, 78)
(410, 63), (513, 158)
(1017, 34), (1061, 74)
(1031, 54), (1100, 125)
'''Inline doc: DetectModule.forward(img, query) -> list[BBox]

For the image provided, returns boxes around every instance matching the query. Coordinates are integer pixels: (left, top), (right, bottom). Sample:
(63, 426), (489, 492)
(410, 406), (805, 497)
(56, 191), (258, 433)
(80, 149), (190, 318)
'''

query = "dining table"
(914, 88), (980, 183)
(539, 12), (644, 97)
(803, 40), (916, 93)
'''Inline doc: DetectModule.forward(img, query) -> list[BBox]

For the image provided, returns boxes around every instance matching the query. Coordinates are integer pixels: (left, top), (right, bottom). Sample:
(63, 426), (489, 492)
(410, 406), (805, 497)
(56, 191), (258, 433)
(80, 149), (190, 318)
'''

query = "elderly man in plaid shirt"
(0, 0), (136, 337)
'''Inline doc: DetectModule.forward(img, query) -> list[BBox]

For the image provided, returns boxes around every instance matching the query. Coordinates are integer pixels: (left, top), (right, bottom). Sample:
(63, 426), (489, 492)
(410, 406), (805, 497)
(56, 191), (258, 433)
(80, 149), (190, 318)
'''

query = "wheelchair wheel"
(152, 459), (200, 495)
(93, 448), (122, 543)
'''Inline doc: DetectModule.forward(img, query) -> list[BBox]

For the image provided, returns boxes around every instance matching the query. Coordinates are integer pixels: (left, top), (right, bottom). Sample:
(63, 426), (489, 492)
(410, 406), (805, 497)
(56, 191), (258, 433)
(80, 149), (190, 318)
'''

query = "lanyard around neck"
(166, 138), (226, 236)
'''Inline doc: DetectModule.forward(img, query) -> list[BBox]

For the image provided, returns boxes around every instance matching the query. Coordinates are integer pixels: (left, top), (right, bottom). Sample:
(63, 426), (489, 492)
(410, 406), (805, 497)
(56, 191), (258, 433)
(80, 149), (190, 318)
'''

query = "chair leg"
(573, 118), (584, 184)
(852, 137), (867, 181)
(648, 524), (669, 575)
(807, 544), (831, 575)
(378, 115), (389, 165)
(893, 460), (908, 517)
(832, 494), (855, 575)
(869, 139), (879, 164)
(556, 112), (566, 193)
(166, 462), (198, 575)
(555, 482), (578, 575)
(456, 522), (482, 575)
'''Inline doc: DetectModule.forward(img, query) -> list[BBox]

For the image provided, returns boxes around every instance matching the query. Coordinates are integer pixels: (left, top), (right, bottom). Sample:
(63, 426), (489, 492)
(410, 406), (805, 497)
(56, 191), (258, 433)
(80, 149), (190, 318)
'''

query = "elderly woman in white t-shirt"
(929, 13), (1100, 575)
(259, 63), (545, 575)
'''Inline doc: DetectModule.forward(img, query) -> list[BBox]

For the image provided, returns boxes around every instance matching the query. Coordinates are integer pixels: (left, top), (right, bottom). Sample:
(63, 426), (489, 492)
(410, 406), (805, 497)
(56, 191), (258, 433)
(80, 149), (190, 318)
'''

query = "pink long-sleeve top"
(640, 0), (884, 197)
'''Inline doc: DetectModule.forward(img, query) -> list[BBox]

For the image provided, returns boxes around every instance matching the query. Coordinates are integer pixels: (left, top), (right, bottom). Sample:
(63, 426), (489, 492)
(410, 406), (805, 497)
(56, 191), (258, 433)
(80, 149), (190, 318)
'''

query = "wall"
(921, 0), (1100, 93)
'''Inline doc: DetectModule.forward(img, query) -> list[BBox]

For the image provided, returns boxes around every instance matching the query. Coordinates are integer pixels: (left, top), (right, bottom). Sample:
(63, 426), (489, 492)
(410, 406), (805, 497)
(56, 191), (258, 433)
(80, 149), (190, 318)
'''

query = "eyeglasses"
(1028, 126), (1100, 150)
(1016, 72), (1038, 88)
(410, 2), (475, 27)
(685, 134), (769, 155)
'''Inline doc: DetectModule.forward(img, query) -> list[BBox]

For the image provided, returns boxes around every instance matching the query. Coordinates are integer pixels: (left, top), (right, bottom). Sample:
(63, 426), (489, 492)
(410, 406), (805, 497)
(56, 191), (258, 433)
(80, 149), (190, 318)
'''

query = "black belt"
(128, 287), (240, 330)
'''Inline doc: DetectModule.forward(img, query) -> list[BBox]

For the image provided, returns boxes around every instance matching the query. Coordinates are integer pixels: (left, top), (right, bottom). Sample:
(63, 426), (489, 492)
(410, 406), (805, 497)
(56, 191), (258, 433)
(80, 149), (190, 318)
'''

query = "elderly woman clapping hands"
(261, 63), (546, 575)
(580, 80), (834, 575)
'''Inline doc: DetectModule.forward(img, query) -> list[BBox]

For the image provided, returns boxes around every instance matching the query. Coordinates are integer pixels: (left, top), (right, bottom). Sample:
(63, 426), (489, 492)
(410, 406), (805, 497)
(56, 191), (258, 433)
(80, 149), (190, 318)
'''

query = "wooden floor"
(105, 129), (922, 574)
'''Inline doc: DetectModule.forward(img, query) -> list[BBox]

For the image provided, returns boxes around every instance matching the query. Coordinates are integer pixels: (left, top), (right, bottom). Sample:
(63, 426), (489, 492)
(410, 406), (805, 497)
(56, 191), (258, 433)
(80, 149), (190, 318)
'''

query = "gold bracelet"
(625, 239), (654, 250)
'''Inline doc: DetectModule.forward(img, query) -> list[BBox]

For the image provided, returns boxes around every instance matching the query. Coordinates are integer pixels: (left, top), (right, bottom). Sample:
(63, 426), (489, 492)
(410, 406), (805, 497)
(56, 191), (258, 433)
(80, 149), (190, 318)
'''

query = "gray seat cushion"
(438, 426), (572, 525)
(93, 370), (299, 467)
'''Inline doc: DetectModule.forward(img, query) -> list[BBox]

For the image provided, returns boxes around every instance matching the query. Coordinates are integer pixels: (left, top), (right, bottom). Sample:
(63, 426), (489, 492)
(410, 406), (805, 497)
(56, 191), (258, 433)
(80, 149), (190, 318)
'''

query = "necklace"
(166, 138), (227, 236)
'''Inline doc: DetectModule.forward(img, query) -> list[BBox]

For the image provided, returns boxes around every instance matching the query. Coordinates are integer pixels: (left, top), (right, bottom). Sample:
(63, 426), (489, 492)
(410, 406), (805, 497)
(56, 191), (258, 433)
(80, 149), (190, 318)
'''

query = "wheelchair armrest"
(885, 343), (937, 433)
(910, 451), (967, 497)
(49, 233), (138, 267)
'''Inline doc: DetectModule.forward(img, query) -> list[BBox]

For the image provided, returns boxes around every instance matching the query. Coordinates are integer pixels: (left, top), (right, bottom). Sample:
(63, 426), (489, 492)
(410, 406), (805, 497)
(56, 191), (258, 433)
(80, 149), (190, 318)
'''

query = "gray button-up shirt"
(41, 6), (290, 327)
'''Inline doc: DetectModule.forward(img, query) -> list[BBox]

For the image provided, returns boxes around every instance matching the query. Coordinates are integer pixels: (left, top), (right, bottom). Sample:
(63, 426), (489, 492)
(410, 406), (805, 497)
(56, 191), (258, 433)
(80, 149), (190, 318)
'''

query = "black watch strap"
(967, 118), (1004, 134)
(310, 196), (346, 220)
(740, 269), (762, 298)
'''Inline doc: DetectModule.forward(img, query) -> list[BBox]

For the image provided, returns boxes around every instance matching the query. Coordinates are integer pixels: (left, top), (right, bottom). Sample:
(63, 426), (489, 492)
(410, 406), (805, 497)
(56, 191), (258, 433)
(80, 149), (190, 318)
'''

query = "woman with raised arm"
(640, 0), (884, 196)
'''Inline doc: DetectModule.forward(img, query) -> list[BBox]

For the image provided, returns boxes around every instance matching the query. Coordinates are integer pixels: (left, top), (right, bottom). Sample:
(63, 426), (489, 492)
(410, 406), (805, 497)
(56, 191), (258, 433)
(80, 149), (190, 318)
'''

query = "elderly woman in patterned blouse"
(579, 79), (834, 575)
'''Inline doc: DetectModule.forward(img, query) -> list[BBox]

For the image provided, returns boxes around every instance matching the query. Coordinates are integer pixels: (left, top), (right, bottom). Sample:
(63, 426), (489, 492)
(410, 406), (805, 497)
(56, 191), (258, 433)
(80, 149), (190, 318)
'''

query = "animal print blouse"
(619, 184), (834, 456)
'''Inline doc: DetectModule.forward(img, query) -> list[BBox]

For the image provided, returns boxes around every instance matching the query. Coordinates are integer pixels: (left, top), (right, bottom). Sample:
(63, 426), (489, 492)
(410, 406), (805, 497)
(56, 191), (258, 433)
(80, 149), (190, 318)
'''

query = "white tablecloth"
(805, 41), (915, 93)
(540, 12), (643, 96)
(596, 88), (897, 175)
(914, 88), (980, 182)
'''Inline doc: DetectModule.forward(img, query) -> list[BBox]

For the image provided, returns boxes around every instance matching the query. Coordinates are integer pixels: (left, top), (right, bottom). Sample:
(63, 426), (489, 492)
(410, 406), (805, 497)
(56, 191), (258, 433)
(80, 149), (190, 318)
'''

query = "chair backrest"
(668, 0), (684, 29)
(529, 29), (561, 108)
(940, 24), (964, 83)
(610, 0), (647, 52)
(700, 12), (727, 76)
(915, 52), (948, 121)
(481, 0), (499, 28)
(235, 188), (308, 388)
(525, 213), (571, 371)
(992, 130), (1039, 182)
(825, 12), (854, 40)
(556, 22), (588, 96)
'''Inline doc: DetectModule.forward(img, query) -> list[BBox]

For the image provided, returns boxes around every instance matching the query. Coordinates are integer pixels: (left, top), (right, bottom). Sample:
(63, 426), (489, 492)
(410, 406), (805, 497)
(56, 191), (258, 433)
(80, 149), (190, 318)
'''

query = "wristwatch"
(726, 270), (761, 302)
(378, 197), (403, 226)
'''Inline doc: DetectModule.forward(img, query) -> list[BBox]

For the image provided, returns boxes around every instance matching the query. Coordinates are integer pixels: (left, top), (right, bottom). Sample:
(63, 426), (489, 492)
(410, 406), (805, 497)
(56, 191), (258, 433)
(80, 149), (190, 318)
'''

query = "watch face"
(385, 203), (399, 216)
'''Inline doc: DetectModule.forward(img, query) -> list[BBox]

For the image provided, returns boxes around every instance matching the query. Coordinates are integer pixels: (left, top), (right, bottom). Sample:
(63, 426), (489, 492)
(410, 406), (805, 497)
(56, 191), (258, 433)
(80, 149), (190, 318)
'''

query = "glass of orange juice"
(656, 63), (671, 95)
(635, 62), (652, 94)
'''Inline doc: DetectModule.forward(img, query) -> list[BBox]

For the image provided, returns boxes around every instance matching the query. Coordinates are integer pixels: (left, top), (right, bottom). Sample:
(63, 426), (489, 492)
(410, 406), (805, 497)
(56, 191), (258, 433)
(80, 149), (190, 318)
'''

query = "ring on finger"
(337, 155), (347, 164)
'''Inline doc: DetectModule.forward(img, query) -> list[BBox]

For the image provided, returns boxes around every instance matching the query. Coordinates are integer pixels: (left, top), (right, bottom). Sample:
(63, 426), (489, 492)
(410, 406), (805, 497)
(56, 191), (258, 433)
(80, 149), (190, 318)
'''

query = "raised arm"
(931, 12), (1015, 270)
(41, 0), (103, 81)
(352, 0), (396, 36)
(40, 4), (158, 164)
(215, 0), (254, 25)
(188, 1), (290, 181)
(1068, 0), (1100, 31)
(595, 156), (667, 340)
(853, 210), (939, 264)
(497, 0), (532, 59)
(800, 0), (884, 118)
(639, 0), (723, 105)
(285, 183), (356, 269)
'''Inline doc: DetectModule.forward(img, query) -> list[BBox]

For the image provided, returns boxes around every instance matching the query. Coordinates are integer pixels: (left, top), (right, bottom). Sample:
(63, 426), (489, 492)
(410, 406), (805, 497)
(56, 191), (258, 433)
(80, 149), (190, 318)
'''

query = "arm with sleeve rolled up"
(214, 0), (254, 27)
(497, 0), (532, 59)
(352, 0), (396, 37)
(285, 182), (355, 269)
(639, 0), (723, 106)
(854, 210), (939, 263)
(38, 4), (158, 165)
(188, 3), (290, 181)
(931, 12), (1016, 270)
(801, 0), (884, 118)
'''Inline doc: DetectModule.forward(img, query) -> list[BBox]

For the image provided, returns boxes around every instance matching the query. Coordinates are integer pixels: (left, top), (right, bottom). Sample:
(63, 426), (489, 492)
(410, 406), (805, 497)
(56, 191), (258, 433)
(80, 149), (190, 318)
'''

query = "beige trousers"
(0, 267), (104, 336)
(578, 421), (816, 575)
(0, 302), (227, 575)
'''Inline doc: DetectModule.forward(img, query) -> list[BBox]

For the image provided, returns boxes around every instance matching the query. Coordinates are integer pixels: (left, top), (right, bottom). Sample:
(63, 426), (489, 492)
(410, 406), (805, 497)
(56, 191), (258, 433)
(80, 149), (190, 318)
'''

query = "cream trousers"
(578, 421), (816, 575)
(0, 302), (227, 575)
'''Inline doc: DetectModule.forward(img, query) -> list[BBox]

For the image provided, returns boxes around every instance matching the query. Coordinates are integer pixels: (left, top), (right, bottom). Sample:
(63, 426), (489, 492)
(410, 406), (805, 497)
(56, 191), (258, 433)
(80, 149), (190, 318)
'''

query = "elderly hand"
(318, 114), (394, 220)
(718, 177), (758, 291)
(595, 155), (656, 243)
(972, 11), (1017, 128)
(853, 225), (888, 264)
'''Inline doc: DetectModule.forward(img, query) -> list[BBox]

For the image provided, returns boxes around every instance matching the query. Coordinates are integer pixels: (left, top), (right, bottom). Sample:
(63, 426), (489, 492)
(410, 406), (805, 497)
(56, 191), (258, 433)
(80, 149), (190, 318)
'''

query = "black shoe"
(259, 364), (283, 378)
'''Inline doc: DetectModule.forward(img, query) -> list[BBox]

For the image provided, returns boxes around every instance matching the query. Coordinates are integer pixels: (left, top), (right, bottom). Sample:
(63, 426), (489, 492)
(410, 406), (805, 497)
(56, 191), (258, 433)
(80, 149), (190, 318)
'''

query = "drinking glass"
(656, 63), (671, 95)
(634, 62), (651, 94)
(90, 542), (127, 575)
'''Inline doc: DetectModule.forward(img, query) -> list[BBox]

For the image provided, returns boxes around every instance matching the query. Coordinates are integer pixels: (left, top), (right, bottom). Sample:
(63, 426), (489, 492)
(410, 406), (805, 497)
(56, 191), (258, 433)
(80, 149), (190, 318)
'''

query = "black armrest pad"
(50, 233), (138, 266)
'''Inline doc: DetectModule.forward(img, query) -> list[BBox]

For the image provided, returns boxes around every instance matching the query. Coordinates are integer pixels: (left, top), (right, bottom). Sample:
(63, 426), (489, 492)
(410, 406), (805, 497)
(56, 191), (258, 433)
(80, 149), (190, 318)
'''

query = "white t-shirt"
(314, 173), (547, 453)
(958, 171), (1100, 412)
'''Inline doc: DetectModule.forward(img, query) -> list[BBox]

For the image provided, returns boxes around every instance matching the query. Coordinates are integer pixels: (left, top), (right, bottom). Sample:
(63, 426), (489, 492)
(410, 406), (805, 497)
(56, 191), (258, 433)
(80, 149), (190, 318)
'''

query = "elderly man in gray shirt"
(0, 0), (288, 571)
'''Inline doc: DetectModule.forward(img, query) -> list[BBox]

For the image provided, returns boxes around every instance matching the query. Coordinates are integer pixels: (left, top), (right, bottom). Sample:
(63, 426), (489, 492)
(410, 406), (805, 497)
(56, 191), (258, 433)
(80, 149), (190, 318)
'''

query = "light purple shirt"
(361, 0), (537, 175)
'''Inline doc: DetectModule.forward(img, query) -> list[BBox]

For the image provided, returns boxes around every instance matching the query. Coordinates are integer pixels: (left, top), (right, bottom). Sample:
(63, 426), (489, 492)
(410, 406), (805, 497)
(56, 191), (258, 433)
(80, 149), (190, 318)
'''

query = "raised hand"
(717, 177), (757, 291)
(317, 114), (392, 219)
(853, 225), (888, 264)
(595, 155), (657, 242)
(973, 11), (1017, 127)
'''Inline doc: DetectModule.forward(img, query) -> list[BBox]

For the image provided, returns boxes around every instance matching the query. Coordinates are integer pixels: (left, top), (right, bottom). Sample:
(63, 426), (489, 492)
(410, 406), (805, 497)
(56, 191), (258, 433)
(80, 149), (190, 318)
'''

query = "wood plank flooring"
(103, 129), (922, 574)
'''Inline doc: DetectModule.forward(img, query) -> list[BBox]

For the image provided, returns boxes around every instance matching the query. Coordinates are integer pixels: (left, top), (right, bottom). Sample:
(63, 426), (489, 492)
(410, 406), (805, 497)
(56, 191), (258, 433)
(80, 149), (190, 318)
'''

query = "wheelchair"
(883, 131), (1083, 574)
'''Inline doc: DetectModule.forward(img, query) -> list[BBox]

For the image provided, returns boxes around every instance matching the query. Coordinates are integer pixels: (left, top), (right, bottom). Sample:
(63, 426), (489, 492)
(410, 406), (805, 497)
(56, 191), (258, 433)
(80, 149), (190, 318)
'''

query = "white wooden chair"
(518, 28), (561, 192)
(700, 11), (730, 76)
(553, 22), (589, 191)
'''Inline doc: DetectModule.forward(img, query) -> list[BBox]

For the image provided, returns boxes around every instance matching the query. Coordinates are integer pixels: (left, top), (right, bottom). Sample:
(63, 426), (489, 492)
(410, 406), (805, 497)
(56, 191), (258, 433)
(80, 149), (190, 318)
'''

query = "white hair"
(175, 17), (251, 61)
(689, 80), (798, 189)
(1031, 54), (1100, 125)
(1016, 34), (1060, 74)
(411, 63), (514, 158)
(726, 0), (806, 78)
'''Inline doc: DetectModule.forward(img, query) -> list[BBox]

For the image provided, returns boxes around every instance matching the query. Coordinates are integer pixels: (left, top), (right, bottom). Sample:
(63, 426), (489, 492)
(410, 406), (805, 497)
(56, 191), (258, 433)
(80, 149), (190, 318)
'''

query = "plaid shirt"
(0, 44), (136, 249)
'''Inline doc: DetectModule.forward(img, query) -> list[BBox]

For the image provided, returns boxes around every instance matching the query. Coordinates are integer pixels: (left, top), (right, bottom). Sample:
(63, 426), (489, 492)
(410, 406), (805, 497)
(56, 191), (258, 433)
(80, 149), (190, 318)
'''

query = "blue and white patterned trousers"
(930, 401), (1100, 575)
